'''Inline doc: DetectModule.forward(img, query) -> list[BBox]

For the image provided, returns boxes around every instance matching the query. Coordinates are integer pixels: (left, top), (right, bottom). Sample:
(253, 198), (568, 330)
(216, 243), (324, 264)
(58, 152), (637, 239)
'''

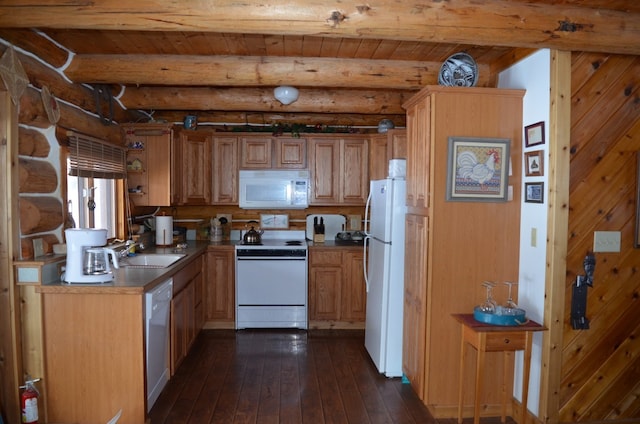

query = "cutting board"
(306, 214), (346, 240)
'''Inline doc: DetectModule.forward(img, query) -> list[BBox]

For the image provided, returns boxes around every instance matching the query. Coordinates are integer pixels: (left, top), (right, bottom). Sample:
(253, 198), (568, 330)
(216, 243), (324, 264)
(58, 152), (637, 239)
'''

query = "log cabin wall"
(561, 52), (640, 421)
(1, 42), (124, 259)
(0, 40), (126, 424)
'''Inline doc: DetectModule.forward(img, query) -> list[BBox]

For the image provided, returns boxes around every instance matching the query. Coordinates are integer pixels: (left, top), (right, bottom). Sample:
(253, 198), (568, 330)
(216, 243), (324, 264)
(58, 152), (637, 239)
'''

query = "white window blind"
(68, 132), (126, 179)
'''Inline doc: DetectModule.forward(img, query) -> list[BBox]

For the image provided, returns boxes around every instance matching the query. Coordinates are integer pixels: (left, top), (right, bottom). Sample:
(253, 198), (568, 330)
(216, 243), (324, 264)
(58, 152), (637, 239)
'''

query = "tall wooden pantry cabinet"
(402, 86), (525, 418)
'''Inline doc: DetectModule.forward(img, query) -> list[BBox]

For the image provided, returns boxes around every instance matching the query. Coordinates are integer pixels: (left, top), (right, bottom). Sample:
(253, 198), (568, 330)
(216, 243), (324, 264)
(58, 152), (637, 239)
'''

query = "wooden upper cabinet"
(341, 138), (369, 204)
(405, 100), (430, 212)
(123, 123), (173, 207)
(389, 129), (407, 159)
(177, 130), (212, 205)
(369, 129), (407, 182)
(368, 133), (390, 182)
(240, 135), (306, 169)
(308, 136), (368, 205)
(274, 137), (306, 168)
(212, 136), (239, 204)
(308, 138), (340, 204)
(240, 136), (272, 169)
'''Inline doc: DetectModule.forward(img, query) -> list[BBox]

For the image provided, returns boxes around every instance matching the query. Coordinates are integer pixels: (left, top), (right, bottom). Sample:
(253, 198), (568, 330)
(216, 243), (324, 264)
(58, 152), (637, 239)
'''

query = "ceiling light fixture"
(274, 86), (299, 105)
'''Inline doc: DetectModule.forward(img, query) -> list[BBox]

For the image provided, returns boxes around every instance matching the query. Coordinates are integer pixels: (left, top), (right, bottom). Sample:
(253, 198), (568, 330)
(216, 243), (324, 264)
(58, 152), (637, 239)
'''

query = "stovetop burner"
(235, 230), (308, 250)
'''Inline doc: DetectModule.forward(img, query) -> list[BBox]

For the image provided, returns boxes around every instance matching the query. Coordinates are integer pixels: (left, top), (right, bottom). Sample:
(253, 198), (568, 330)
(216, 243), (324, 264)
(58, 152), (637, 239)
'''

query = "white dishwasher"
(145, 278), (173, 411)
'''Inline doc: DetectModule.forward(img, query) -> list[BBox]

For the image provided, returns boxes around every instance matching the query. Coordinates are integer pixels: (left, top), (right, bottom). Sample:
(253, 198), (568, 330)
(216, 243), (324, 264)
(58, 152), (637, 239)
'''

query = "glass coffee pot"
(83, 247), (118, 275)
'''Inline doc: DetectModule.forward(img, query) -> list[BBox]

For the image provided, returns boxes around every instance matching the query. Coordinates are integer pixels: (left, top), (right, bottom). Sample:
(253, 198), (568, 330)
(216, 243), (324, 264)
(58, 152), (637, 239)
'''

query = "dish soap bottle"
(64, 200), (76, 230)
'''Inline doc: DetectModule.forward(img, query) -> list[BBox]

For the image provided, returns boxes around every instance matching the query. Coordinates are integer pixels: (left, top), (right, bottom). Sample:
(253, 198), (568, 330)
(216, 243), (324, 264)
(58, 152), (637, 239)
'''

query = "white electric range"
(234, 230), (308, 329)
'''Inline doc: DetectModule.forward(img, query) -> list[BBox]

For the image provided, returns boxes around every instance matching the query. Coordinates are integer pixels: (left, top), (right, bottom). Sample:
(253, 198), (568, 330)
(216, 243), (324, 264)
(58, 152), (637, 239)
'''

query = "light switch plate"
(593, 231), (621, 252)
(531, 227), (537, 247)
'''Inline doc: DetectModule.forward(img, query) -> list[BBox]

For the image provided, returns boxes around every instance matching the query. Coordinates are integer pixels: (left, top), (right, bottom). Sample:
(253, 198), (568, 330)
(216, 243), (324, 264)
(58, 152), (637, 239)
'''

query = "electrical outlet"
(216, 213), (232, 224)
(348, 214), (362, 230)
(593, 231), (621, 252)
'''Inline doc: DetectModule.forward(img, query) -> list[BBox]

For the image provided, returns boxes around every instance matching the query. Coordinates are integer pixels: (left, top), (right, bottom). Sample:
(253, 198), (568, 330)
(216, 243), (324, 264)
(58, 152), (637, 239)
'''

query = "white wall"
(498, 49), (551, 416)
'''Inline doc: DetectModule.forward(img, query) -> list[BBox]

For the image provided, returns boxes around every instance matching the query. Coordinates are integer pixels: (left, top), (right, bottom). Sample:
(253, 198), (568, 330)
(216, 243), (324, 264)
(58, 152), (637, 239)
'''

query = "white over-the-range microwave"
(239, 170), (310, 209)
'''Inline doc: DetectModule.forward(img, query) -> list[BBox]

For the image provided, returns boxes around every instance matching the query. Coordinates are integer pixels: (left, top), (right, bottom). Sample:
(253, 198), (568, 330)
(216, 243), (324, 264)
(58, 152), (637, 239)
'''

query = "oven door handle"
(237, 257), (307, 261)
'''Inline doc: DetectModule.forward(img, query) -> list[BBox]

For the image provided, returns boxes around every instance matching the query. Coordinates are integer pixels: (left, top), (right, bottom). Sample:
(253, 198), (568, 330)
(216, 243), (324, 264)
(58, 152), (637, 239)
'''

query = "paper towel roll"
(155, 216), (173, 246)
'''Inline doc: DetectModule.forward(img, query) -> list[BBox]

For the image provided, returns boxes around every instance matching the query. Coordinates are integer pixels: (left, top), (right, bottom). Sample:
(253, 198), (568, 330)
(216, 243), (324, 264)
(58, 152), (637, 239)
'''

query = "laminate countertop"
(37, 241), (208, 295)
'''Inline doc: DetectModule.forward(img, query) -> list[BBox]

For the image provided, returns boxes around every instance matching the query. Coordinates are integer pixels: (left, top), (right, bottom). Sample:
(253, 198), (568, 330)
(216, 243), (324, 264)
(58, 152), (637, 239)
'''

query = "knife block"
(313, 233), (325, 243)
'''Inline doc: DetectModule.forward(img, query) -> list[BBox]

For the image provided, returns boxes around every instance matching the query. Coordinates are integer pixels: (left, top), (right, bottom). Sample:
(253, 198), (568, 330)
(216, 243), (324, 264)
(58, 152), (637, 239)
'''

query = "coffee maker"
(63, 228), (119, 284)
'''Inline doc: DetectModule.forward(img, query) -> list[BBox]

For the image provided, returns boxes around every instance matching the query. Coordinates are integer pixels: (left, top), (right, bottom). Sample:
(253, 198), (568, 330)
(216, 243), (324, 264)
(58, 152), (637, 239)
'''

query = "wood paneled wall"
(561, 52), (640, 421)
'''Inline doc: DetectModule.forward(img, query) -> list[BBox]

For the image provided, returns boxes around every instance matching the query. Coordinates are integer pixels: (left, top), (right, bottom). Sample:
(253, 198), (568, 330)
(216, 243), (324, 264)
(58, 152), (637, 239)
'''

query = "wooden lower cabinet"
(171, 254), (204, 373)
(38, 252), (206, 424)
(42, 292), (146, 424)
(308, 247), (366, 329)
(204, 245), (235, 328)
(402, 213), (428, 399)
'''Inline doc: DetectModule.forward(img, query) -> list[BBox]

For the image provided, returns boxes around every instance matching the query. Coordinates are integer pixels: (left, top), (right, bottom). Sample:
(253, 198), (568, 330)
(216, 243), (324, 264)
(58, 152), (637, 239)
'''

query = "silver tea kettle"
(243, 221), (264, 245)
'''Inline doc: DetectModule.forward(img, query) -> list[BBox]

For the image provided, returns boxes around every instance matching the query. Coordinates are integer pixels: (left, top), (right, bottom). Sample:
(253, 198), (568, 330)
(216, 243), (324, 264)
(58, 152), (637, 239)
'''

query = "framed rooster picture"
(446, 136), (511, 202)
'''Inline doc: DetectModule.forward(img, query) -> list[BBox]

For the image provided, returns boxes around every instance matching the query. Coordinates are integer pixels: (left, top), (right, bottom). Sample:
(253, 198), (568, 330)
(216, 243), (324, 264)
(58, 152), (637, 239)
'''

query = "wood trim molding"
(0, 91), (22, 424)
(540, 49), (572, 424)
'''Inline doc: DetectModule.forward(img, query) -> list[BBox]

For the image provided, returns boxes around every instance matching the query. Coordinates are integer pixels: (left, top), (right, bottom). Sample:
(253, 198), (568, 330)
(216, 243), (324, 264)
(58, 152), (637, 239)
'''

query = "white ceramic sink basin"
(121, 253), (186, 268)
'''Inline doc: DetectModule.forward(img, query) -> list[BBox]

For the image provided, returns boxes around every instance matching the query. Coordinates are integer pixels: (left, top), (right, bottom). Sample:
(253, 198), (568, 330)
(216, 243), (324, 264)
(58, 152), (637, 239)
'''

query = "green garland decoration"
(230, 123), (359, 137)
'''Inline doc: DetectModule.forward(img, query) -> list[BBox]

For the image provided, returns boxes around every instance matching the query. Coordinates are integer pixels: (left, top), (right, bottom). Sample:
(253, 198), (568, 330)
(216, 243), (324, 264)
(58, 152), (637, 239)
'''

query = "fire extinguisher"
(20, 377), (40, 424)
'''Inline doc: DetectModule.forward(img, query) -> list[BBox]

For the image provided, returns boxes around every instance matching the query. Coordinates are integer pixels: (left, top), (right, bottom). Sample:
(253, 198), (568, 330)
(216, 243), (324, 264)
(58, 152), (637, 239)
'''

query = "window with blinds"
(68, 133), (126, 179)
(66, 132), (125, 238)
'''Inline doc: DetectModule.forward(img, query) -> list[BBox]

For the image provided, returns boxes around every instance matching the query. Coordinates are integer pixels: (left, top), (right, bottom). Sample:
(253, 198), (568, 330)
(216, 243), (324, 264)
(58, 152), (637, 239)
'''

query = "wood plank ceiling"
(0, 0), (638, 127)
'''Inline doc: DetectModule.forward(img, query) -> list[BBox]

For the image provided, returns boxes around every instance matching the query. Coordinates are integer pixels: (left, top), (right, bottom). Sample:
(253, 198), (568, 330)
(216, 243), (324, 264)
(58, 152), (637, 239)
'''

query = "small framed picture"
(525, 121), (545, 147)
(524, 150), (544, 177)
(525, 182), (544, 203)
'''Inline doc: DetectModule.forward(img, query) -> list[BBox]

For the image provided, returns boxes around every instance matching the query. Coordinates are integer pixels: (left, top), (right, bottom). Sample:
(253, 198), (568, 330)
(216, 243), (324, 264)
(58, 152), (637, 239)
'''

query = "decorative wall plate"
(438, 52), (479, 87)
(0, 47), (28, 105)
(41, 85), (61, 124)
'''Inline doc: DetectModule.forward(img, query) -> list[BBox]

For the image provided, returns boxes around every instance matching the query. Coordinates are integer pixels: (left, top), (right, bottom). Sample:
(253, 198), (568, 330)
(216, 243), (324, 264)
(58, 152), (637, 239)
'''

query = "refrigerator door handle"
(363, 184), (373, 236)
(363, 236), (370, 293)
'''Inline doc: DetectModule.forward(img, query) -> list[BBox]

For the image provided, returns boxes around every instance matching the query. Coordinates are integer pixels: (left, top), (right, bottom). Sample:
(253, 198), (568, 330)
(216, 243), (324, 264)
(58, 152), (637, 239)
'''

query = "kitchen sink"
(120, 253), (186, 268)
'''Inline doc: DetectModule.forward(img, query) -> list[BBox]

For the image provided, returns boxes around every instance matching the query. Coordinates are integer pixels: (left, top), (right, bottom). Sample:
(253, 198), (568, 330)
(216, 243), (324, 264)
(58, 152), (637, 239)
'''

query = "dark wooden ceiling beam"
(120, 87), (414, 114)
(0, 0), (637, 55)
(65, 54), (491, 89)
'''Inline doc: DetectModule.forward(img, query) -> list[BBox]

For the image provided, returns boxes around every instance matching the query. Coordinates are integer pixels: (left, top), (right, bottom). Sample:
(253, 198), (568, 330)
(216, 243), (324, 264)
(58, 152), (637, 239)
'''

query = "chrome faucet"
(110, 239), (138, 257)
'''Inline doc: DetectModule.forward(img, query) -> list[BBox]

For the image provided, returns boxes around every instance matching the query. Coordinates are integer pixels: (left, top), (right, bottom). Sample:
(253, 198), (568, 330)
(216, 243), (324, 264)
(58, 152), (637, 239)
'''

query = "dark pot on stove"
(243, 221), (264, 245)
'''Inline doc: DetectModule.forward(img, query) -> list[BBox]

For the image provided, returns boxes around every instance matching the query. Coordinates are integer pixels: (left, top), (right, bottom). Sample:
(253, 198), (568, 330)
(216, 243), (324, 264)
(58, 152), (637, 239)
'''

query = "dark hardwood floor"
(149, 329), (517, 424)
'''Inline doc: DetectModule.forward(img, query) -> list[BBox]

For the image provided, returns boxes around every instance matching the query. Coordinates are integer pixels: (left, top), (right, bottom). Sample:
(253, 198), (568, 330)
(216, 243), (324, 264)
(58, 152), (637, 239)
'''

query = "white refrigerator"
(363, 177), (406, 377)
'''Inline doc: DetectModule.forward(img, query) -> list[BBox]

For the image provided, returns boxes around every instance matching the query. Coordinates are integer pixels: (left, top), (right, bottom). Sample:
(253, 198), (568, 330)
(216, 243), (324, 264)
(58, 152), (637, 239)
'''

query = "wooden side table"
(453, 313), (546, 424)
